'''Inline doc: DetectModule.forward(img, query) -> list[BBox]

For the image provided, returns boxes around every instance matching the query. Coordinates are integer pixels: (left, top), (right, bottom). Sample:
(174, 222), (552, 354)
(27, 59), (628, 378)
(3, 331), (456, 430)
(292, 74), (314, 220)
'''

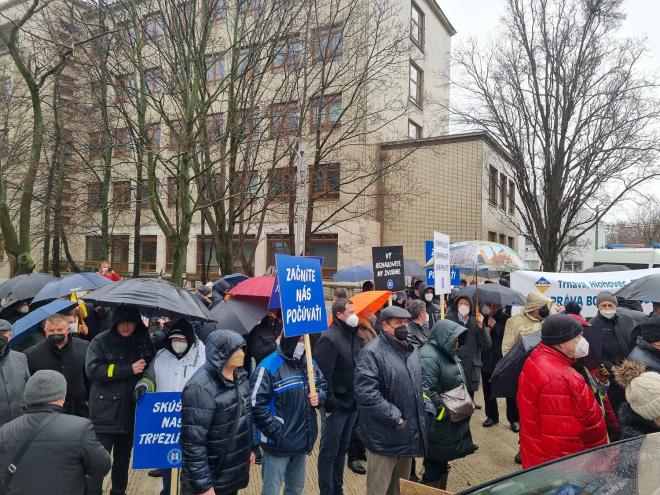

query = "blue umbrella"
(11, 299), (76, 343)
(32, 272), (113, 304)
(332, 264), (373, 282)
(222, 273), (250, 288)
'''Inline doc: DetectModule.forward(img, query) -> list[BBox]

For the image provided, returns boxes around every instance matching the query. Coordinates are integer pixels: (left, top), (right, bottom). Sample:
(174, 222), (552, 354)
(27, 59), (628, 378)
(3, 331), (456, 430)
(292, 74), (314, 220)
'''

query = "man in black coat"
(85, 305), (154, 495)
(0, 370), (110, 494)
(315, 298), (363, 495)
(83, 304), (113, 342)
(480, 303), (519, 431)
(25, 313), (89, 417)
(181, 330), (254, 495)
(628, 316), (660, 373)
(354, 305), (433, 495)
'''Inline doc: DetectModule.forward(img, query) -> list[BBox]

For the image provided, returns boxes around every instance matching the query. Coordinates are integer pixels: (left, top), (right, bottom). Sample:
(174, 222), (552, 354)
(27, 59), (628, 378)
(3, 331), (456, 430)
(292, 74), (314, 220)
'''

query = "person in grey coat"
(0, 370), (110, 494)
(447, 296), (491, 405)
(0, 320), (29, 428)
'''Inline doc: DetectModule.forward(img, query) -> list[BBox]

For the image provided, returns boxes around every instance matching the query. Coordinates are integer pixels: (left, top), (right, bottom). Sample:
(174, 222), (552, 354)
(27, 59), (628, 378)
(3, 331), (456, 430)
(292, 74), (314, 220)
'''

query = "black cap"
(380, 306), (411, 320)
(112, 305), (141, 325)
(641, 315), (660, 344)
(541, 314), (583, 346)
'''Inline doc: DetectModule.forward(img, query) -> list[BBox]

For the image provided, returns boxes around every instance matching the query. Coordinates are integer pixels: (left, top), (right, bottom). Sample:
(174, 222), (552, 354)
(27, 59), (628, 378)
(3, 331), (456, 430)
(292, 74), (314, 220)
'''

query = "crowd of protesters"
(0, 261), (660, 495)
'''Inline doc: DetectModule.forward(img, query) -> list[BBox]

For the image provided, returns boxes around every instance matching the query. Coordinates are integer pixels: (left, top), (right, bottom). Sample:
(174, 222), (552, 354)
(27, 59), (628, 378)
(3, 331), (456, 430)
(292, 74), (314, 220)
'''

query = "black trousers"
(96, 432), (134, 495)
(347, 419), (366, 462)
(481, 371), (519, 423)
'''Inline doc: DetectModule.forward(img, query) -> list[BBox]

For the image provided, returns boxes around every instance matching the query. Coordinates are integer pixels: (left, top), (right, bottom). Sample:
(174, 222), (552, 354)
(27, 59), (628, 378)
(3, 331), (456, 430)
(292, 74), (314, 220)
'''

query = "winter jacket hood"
(428, 320), (467, 358)
(204, 329), (246, 373)
(163, 319), (197, 359)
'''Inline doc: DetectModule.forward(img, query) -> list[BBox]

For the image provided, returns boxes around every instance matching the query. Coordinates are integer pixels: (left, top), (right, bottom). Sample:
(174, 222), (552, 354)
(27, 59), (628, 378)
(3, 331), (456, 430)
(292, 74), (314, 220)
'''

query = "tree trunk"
(132, 159), (143, 278)
(41, 161), (55, 272)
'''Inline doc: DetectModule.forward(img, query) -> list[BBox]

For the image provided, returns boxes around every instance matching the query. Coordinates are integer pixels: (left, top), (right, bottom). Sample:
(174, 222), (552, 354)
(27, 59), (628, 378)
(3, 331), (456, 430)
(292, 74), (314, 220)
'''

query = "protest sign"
(425, 240), (434, 286)
(275, 254), (327, 338)
(450, 267), (461, 287)
(511, 268), (660, 317)
(433, 232), (451, 294)
(268, 278), (281, 309)
(133, 392), (182, 469)
(372, 246), (405, 291)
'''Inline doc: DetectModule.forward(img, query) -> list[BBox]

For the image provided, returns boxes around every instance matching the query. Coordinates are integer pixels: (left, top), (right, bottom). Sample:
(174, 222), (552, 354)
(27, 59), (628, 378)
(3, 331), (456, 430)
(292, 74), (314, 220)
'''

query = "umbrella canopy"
(404, 259), (424, 278)
(450, 241), (528, 273)
(455, 284), (526, 307)
(350, 290), (392, 318)
(228, 275), (276, 300)
(201, 298), (269, 338)
(332, 264), (373, 283)
(83, 278), (213, 321)
(582, 264), (631, 273)
(615, 274), (660, 302)
(0, 273), (56, 301)
(32, 272), (113, 304)
(222, 273), (250, 288)
(490, 330), (541, 398)
(11, 299), (76, 343)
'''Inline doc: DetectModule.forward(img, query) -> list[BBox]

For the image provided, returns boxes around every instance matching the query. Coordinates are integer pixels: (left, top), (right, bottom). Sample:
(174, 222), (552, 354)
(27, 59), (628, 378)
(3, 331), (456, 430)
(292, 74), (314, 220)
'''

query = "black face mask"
(96, 307), (108, 318)
(538, 306), (550, 319)
(0, 334), (8, 351)
(393, 325), (408, 341)
(48, 334), (67, 346)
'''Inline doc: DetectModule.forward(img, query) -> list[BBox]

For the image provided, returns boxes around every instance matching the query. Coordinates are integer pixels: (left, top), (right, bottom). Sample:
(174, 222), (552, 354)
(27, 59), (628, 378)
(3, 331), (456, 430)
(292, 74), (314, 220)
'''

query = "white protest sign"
(433, 232), (451, 294)
(511, 268), (660, 317)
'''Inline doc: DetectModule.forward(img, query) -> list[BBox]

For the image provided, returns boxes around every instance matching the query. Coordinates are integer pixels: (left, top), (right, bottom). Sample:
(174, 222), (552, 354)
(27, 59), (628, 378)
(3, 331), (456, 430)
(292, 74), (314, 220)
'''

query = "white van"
(592, 247), (660, 270)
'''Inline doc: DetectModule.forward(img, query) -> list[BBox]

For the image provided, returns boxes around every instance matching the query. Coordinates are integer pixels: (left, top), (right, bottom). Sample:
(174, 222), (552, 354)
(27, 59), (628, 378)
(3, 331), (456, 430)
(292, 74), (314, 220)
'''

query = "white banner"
(511, 268), (660, 317)
(434, 232), (451, 294)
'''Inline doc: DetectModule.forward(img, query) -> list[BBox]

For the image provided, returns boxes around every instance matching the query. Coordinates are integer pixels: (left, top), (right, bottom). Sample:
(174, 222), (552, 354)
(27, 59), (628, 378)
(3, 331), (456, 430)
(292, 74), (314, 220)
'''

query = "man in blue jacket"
(251, 334), (327, 495)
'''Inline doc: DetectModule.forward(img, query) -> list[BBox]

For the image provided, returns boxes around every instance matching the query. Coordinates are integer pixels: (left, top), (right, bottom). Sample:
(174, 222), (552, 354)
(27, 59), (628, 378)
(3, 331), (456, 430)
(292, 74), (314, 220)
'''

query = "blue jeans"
(317, 409), (357, 495)
(261, 451), (306, 495)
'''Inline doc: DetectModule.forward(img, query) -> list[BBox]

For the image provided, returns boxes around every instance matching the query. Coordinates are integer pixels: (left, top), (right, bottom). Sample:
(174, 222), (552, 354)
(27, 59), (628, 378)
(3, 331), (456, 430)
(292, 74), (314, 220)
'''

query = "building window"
(206, 113), (224, 145)
(146, 68), (164, 96)
(312, 163), (340, 199)
(114, 128), (131, 158)
(488, 231), (497, 243)
(488, 166), (498, 206)
(270, 102), (299, 138)
(115, 75), (133, 102)
(499, 233), (507, 246)
(563, 261), (583, 272)
(309, 234), (338, 278)
(409, 61), (423, 106)
(167, 176), (178, 207)
(508, 236), (514, 249)
(147, 123), (161, 151)
(85, 236), (103, 269)
(410, 2), (424, 49)
(508, 179), (515, 215)
(88, 181), (102, 209)
(499, 172), (507, 211)
(113, 181), (131, 210)
(232, 235), (256, 273)
(310, 95), (341, 132)
(206, 54), (225, 89)
(111, 235), (130, 273)
(89, 132), (103, 160)
(273, 36), (301, 72)
(200, 173), (220, 202)
(268, 167), (296, 200)
(144, 13), (164, 45)
(196, 235), (217, 275)
(139, 235), (158, 272)
(169, 120), (184, 151)
(267, 235), (291, 268)
(312, 25), (342, 61)
(407, 119), (422, 139)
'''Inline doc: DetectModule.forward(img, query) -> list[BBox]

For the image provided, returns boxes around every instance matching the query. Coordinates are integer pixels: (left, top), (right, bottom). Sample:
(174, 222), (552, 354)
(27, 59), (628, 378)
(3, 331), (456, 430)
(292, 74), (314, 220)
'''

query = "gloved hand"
(133, 383), (149, 403)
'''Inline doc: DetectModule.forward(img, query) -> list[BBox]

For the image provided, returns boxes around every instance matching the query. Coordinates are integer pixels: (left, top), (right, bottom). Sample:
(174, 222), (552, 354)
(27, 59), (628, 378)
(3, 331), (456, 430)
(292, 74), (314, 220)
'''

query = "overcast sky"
(439, 0), (660, 220)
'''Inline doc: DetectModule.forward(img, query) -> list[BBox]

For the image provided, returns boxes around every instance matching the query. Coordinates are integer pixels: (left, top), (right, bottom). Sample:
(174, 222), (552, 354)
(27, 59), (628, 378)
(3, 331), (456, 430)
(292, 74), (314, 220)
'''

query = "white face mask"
(574, 337), (590, 359)
(424, 293), (434, 302)
(293, 342), (305, 360)
(600, 309), (617, 320)
(68, 323), (78, 333)
(171, 341), (188, 354)
(345, 314), (359, 328)
(481, 305), (491, 316)
(458, 305), (470, 317)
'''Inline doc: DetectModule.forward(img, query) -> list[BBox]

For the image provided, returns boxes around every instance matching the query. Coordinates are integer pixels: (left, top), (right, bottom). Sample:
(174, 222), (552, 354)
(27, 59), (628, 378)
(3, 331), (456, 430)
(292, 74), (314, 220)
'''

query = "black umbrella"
(0, 273), (56, 301)
(32, 272), (113, 304)
(490, 330), (542, 398)
(615, 274), (660, 302)
(200, 299), (268, 339)
(582, 264), (630, 273)
(456, 283), (526, 307)
(83, 278), (213, 321)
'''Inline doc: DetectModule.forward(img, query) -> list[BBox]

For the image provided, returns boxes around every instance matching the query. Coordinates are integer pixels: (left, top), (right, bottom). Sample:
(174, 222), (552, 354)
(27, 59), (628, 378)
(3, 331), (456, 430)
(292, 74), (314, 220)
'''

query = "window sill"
(410, 38), (425, 53)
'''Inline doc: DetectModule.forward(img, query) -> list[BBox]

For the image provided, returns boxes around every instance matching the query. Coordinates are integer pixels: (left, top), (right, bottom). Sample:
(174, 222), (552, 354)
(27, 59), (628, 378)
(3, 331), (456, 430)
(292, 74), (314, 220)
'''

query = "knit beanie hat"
(524, 292), (552, 314)
(113, 304), (142, 325)
(541, 314), (583, 346)
(596, 291), (617, 307)
(614, 360), (660, 421)
(640, 315), (660, 344)
(24, 370), (67, 407)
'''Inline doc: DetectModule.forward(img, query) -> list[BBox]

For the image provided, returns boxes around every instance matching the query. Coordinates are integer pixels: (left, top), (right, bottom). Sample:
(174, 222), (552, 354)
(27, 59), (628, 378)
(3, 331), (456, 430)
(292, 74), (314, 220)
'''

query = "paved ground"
(110, 400), (520, 495)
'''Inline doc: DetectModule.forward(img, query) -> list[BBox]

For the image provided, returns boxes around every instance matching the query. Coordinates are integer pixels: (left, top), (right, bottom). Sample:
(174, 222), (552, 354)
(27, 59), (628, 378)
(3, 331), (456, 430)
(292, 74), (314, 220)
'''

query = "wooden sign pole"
(170, 468), (179, 495)
(304, 334), (316, 394)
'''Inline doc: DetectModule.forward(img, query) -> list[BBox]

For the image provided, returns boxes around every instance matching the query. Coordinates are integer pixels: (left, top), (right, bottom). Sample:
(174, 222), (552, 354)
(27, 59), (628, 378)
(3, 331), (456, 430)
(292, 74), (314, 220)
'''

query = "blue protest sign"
(450, 267), (461, 287)
(275, 254), (327, 337)
(268, 278), (281, 309)
(133, 392), (183, 469)
(425, 240), (434, 286)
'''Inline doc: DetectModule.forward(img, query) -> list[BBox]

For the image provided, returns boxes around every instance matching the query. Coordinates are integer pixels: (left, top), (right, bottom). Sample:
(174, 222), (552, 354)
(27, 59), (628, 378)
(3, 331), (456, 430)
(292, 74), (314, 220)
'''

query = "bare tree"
(608, 197), (660, 245)
(454, 0), (660, 271)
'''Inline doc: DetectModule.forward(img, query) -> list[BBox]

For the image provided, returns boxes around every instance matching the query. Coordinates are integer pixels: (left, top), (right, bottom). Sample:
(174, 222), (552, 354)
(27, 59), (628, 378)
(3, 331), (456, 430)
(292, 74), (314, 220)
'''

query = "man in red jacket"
(518, 314), (607, 468)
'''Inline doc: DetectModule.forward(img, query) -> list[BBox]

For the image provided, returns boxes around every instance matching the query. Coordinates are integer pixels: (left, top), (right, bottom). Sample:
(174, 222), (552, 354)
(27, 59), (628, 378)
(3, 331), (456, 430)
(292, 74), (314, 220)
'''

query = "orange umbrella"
(350, 290), (392, 318)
